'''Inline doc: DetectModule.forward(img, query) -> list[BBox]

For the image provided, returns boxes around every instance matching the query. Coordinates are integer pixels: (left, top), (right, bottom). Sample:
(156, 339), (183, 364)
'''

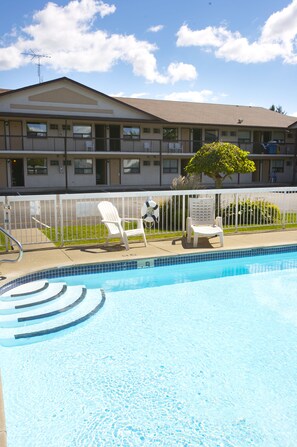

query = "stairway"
(0, 280), (105, 346)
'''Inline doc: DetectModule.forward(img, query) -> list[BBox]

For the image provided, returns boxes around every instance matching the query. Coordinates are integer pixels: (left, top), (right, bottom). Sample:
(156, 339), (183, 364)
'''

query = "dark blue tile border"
(1, 244), (297, 296)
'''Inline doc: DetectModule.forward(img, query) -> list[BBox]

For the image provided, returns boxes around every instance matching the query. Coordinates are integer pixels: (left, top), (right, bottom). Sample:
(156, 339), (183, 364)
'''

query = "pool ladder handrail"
(0, 226), (23, 263)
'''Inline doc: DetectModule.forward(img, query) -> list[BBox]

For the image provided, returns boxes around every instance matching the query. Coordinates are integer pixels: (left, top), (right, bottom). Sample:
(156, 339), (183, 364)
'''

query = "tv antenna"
(22, 49), (51, 83)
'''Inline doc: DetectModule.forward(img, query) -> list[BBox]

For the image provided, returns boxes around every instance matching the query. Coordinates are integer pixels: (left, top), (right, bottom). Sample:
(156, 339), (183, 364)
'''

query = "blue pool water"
(2, 251), (297, 446)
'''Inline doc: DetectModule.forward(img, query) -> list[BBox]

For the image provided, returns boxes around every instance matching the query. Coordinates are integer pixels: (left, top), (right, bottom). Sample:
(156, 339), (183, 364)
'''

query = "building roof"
(115, 97), (297, 128)
(0, 77), (296, 128)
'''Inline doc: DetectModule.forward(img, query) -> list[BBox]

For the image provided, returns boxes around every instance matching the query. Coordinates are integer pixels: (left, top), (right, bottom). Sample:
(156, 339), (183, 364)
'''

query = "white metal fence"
(1, 187), (297, 250)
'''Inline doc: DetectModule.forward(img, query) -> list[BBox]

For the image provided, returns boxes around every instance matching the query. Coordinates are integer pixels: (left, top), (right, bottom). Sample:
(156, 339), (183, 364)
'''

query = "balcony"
(0, 135), (295, 156)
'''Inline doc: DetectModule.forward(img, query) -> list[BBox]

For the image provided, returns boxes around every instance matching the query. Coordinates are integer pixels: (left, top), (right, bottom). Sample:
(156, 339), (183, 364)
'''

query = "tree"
(185, 142), (256, 189)
(270, 104), (286, 115)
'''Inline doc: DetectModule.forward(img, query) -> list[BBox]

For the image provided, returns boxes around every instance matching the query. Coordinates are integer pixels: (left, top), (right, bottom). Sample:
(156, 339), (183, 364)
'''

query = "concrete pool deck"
(1, 229), (297, 286)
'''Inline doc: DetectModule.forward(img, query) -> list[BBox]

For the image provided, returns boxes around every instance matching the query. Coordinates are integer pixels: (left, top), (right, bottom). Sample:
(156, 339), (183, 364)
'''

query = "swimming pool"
(2, 248), (297, 446)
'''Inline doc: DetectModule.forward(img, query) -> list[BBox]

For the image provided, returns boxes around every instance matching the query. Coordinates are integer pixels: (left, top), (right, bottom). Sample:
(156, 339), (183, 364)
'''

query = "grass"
(42, 223), (182, 247)
(41, 216), (297, 247)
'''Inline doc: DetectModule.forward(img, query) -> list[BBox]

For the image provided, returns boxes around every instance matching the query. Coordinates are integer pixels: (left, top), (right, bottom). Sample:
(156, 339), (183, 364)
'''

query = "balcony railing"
(0, 135), (295, 155)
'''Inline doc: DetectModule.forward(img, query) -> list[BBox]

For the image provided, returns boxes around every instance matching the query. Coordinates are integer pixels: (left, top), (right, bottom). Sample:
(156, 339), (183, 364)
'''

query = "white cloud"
(147, 25), (164, 33)
(163, 90), (214, 102)
(167, 62), (197, 83)
(0, 0), (193, 85)
(176, 0), (297, 64)
(130, 92), (149, 98)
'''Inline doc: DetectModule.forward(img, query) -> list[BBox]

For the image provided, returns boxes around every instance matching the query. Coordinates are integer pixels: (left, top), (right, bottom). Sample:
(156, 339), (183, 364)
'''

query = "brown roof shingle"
(116, 97), (297, 128)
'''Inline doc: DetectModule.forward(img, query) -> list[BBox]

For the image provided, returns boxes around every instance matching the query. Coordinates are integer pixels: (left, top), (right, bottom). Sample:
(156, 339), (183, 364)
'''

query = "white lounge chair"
(98, 201), (147, 250)
(186, 198), (224, 248)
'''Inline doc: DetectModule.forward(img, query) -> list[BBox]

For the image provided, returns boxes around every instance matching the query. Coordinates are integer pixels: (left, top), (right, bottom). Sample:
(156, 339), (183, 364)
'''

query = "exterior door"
(11, 158), (24, 187)
(9, 121), (23, 150)
(109, 125), (121, 152)
(181, 128), (189, 153)
(96, 159), (107, 185)
(109, 159), (121, 185)
(192, 128), (202, 152)
(95, 125), (107, 151)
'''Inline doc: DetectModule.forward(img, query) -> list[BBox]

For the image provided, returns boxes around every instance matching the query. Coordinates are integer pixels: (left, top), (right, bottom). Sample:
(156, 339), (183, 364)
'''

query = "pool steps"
(0, 280), (105, 346)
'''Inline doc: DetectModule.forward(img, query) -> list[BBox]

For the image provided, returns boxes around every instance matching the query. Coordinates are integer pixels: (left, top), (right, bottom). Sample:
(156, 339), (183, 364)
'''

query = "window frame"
(271, 159), (284, 173)
(238, 130), (251, 144)
(163, 159), (178, 174)
(73, 124), (92, 139)
(27, 158), (48, 175)
(205, 129), (219, 143)
(123, 159), (140, 174)
(123, 126), (141, 140)
(26, 122), (47, 138)
(74, 158), (93, 174)
(163, 127), (178, 141)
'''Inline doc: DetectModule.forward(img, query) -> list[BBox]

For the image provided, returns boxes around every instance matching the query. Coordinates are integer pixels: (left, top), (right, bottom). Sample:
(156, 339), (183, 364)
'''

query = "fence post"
(281, 190), (287, 229)
(58, 194), (64, 247)
(235, 193), (239, 232)
(182, 192), (186, 233)
(3, 197), (11, 253)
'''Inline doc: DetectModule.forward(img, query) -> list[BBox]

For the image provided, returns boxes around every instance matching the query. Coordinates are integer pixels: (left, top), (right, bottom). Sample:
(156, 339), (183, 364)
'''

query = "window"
(26, 122), (47, 137)
(205, 129), (219, 143)
(221, 130), (228, 137)
(27, 158), (48, 175)
(143, 128), (151, 133)
(153, 128), (161, 134)
(271, 159), (284, 173)
(50, 160), (59, 166)
(63, 160), (72, 166)
(123, 126), (140, 140)
(74, 159), (93, 174)
(50, 124), (59, 130)
(143, 160), (150, 166)
(163, 159), (178, 174)
(62, 124), (71, 131)
(273, 131), (285, 143)
(163, 128), (178, 141)
(123, 159), (140, 174)
(230, 131), (237, 137)
(153, 160), (160, 166)
(73, 125), (92, 138)
(238, 130), (251, 143)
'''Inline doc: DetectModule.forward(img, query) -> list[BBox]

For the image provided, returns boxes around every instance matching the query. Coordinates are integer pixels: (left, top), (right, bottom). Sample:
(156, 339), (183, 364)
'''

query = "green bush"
(222, 199), (281, 226)
(158, 196), (188, 231)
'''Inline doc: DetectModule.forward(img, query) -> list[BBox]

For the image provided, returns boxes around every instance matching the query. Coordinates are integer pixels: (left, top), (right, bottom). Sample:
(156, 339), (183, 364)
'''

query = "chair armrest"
(101, 219), (121, 226)
(121, 217), (142, 222)
(215, 216), (223, 228)
(121, 217), (144, 229)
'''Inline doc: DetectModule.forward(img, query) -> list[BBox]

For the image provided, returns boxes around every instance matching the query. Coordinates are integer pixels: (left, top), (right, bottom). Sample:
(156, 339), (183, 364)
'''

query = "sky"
(1, 0), (297, 115)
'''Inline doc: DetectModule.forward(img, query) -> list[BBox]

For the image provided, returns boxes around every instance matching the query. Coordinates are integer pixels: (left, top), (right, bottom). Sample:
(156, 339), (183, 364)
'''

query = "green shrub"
(222, 199), (281, 226)
(158, 196), (188, 231)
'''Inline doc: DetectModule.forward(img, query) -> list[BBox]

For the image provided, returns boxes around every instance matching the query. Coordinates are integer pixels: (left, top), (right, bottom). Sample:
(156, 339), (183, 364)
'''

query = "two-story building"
(0, 77), (296, 193)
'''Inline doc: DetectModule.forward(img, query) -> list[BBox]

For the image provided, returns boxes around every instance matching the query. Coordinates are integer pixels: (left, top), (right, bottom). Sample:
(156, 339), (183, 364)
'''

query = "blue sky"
(1, 0), (297, 115)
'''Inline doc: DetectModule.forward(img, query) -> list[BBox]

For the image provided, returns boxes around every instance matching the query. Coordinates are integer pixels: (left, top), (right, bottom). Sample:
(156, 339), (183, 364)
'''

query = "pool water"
(2, 252), (297, 446)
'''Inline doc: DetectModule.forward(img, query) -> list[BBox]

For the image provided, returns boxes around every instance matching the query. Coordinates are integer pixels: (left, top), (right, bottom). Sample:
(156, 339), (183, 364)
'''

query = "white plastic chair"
(186, 198), (224, 247)
(98, 201), (147, 250)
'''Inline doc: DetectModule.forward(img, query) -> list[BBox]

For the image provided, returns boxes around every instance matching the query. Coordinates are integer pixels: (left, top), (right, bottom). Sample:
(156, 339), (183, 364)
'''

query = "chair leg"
(122, 234), (129, 250)
(143, 232), (147, 247)
(219, 233), (224, 246)
(193, 233), (199, 248)
(187, 231), (191, 244)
